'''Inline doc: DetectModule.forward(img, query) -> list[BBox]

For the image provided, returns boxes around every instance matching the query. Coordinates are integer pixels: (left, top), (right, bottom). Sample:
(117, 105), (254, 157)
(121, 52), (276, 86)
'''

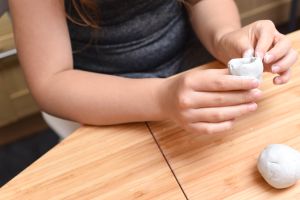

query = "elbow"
(28, 78), (54, 114)
(25, 71), (63, 116)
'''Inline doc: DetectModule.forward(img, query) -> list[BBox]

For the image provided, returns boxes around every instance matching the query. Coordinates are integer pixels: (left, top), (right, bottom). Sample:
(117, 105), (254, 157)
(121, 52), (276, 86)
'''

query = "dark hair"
(68, 0), (99, 29)
(69, 0), (200, 28)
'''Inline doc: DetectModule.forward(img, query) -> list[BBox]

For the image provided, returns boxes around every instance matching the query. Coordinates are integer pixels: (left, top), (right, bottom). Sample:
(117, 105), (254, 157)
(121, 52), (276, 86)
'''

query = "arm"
(9, 0), (165, 125)
(186, 0), (298, 85)
(10, 0), (259, 134)
(185, 0), (241, 62)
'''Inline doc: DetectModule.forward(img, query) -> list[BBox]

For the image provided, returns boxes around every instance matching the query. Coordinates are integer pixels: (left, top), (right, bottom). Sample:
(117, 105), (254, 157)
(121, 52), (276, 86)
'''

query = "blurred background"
(0, 0), (299, 187)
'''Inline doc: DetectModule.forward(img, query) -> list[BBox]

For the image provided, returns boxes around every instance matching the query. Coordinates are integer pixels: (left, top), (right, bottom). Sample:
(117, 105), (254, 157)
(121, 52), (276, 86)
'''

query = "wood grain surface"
(0, 123), (186, 199)
(148, 31), (300, 200)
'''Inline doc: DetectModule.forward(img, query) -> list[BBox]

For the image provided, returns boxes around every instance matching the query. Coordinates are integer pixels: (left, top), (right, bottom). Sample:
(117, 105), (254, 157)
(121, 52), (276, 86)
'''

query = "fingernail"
(248, 103), (258, 111)
(243, 49), (254, 58)
(272, 65), (280, 73)
(275, 77), (282, 85)
(264, 53), (274, 63)
(255, 51), (264, 59)
(252, 89), (262, 98)
(251, 79), (260, 87)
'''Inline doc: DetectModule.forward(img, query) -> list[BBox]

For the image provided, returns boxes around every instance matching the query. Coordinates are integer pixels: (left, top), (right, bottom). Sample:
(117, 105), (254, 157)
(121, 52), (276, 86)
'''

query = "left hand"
(215, 20), (298, 85)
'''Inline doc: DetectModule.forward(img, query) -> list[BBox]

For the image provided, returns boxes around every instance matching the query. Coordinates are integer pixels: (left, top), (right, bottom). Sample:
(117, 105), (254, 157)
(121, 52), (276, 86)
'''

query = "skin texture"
(9, 0), (298, 134)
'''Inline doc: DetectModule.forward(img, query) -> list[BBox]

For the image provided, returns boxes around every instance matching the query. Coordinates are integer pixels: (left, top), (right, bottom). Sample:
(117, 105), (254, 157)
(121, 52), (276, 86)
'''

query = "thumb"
(254, 21), (276, 59)
(235, 35), (254, 58)
(243, 48), (255, 58)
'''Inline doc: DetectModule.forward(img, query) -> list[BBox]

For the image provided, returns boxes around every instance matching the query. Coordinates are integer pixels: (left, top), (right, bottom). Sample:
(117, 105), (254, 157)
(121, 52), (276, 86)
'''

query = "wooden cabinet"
(236, 0), (298, 25)
(0, 14), (39, 127)
(0, 13), (13, 52)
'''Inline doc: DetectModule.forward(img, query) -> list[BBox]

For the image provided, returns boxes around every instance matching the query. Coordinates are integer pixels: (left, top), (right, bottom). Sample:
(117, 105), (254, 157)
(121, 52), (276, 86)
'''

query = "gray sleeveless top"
(65, 0), (213, 78)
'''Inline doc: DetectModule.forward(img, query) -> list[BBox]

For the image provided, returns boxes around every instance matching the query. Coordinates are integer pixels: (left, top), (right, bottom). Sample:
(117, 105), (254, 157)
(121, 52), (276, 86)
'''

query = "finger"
(182, 89), (262, 108)
(264, 37), (292, 64)
(255, 23), (276, 59)
(191, 75), (260, 92)
(186, 103), (257, 123)
(270, 49), (298, 74)
(273, 69), (291, 85)
(187, 120), (234, 135)
(238, 36), (254, 58)
(243, 48), (255, 58)
(194, 68), (229, 75)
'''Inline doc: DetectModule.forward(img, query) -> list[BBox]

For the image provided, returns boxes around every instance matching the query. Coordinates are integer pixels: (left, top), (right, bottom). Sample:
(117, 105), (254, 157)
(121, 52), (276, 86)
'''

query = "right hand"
(161, 68), (262, 134)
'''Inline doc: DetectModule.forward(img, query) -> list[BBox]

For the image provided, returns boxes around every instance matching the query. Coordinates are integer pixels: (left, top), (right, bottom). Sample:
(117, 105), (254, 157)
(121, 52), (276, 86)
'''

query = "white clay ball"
(228, 57), (263, 81)
(257, 144), (300, 189)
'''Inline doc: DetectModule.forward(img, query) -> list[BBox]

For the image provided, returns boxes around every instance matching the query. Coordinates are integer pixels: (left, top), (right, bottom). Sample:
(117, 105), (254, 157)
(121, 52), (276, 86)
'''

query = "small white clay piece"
(228, 57), (263, 81)
(257, 144), (300, 189)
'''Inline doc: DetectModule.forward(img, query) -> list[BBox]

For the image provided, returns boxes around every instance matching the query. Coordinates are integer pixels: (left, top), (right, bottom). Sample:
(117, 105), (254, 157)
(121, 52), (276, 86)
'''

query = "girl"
(8, 0), (298, 135)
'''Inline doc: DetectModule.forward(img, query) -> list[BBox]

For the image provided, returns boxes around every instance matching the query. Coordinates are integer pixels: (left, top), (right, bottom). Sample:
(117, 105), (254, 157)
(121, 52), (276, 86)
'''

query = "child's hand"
(161, 68), (261, 134)
(215, 20), (298, 85)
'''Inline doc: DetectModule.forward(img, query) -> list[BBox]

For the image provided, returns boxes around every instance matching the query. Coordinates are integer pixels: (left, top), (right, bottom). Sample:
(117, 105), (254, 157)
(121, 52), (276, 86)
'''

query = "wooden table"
(148, 31), (300, 200)
(0, 123), (186, 199)
(1, 31), (300, 199)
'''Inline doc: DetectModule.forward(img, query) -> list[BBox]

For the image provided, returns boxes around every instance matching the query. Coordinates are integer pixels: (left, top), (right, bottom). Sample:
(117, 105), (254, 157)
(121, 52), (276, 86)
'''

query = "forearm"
(9, 0), (168, 126)
(35, 70), (167, 125)
(186, 0), (241, 61)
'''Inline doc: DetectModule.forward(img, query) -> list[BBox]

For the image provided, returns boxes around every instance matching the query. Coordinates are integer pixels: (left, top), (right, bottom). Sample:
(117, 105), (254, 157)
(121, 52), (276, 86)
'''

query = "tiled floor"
(0, 129), (59, 186)
(0, 113), (60, 186)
